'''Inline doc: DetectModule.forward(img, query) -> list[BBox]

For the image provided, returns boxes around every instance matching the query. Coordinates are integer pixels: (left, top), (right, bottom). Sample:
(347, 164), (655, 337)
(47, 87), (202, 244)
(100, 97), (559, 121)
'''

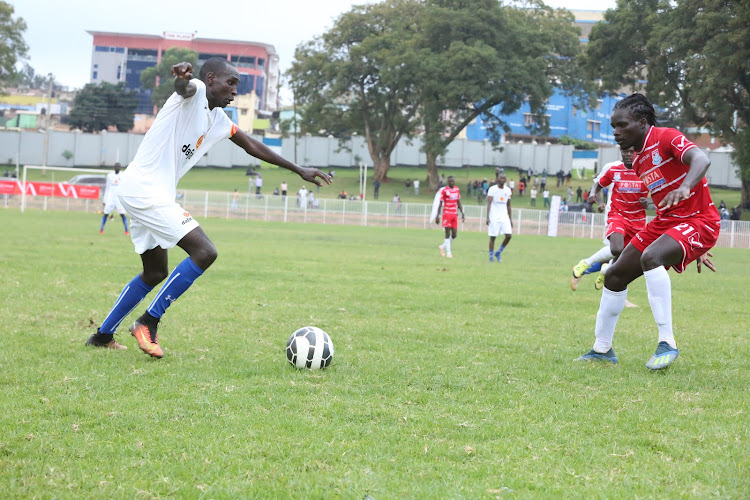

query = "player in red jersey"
(577, 93), (718, 370)
(435, 176), (465, 258)
(571, 147), (650, 292)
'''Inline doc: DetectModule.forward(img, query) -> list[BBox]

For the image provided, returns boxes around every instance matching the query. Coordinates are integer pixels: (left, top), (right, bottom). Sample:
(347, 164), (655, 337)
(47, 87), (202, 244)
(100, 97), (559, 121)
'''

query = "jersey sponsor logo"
(182, 143), (195, 160)
(195, 135), (205, 150)
(643, 169), (666, 191)
(687, 232), (704, 250)
(181, 211), (193, 225)
(651, 149), (664, 166)
(671, 135), (690, 151)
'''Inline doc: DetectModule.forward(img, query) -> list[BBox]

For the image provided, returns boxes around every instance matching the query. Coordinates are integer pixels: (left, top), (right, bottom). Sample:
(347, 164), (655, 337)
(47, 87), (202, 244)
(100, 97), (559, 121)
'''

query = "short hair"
(613, 93), (657, 126)
(199, 57), (234, 80)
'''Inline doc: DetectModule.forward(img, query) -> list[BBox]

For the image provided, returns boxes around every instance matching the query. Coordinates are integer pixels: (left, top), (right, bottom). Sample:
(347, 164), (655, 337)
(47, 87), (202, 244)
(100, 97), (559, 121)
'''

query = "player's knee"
(193, 242), (218, 270)
(640, 248), (663, 271)
(142, 268), (169, 287)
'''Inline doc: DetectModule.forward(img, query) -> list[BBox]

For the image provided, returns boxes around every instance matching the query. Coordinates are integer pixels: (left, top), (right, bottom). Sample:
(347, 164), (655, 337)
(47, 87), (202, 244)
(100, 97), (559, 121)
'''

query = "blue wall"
(466, 90), (624, 145)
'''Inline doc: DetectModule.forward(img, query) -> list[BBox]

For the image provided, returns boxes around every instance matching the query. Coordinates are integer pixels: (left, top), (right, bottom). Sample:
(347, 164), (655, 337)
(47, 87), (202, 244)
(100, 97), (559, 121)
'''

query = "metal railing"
(4, 189), (749, 249)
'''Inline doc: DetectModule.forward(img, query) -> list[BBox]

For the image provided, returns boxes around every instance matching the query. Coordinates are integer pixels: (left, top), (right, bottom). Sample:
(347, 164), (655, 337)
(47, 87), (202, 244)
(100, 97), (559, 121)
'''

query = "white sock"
(444, 238), (451, 253)
(587, 245), (614, 265)
(644, 266), (675, 348)
(593, 287), (628, 353)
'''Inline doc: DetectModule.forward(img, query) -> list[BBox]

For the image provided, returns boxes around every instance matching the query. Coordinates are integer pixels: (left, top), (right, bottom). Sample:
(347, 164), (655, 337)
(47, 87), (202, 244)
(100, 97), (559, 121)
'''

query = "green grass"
(13, 163), (746, 216)
(1, 210), (748, 498)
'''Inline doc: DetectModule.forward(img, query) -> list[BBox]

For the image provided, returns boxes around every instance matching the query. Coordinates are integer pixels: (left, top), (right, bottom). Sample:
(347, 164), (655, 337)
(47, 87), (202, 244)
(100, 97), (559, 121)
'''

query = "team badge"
(651, 149), (663, 166)
(614, 173), (621, 181)
(195, 135), (204, 150)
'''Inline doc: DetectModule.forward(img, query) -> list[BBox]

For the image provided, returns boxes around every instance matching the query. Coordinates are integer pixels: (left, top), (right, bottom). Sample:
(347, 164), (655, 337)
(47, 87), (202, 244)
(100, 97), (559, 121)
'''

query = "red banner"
(0, 179), (100, 199)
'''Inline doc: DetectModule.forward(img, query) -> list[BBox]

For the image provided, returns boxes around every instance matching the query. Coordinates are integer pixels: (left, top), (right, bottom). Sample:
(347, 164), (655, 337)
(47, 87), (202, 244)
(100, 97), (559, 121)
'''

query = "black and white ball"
(286, 326), (334, 369)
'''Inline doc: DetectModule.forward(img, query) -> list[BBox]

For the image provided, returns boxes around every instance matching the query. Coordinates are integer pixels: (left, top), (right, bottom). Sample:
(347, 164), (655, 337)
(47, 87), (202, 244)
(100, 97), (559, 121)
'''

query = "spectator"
(543, 189), (550, 207)
(719, 200), (727, 210)
(730, 205), (742, 221)
(405, 178), (412, 194)
(413, 178), (420, 196)
(254, 173), (263, 198)
(530, 187), (537, 206)
(518, 179), (525, 197)
(373, 179), (381, 199)
(297, 185), (308, 207)
(576, 186), (583, 203)
(338, 190), (348, 199)
(280, 181), (288, 197)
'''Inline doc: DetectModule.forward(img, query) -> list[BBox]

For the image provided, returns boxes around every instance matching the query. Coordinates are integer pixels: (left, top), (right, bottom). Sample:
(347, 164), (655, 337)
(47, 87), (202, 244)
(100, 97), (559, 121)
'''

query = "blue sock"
(121, 215), (129, 231)
(99, 275), (154, 334)
(499, 245), (506, 253)
(582, 262), (603, 275)
(100, 214), (107, 231)
(147, 258), (204, 319)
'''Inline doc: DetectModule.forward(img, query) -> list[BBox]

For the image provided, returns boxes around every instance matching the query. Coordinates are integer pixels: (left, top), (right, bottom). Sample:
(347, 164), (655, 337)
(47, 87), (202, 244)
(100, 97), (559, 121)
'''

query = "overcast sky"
(11, 0), (616, 103)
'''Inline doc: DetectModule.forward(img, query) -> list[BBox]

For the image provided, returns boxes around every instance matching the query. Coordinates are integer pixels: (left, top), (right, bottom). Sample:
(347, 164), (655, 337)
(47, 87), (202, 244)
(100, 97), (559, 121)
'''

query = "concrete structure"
(87, 30), (279, 116)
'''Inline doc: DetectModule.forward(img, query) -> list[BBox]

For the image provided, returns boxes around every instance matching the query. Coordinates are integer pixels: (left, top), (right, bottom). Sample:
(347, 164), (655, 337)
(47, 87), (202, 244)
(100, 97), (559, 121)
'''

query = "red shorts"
(442, 213), (458, 229)
(630, 215), (720, 273)
(606, 215), (643, 245)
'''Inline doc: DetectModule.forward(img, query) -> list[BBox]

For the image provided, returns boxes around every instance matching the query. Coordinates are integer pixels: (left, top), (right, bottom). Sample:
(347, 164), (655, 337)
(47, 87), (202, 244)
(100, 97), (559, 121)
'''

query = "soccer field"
(1, 210), (748, 498)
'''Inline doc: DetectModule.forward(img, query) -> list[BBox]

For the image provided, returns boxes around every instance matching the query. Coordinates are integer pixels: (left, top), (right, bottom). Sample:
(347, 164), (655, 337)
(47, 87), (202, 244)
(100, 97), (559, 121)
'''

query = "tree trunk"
(426, 151), (440, 191)
(372, 156), (391, 183)
(742, 178), (750, 209)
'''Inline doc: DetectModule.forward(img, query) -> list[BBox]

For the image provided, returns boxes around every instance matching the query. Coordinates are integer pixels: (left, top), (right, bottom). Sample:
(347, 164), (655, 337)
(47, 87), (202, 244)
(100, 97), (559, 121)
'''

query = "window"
(92, 71), (98, 80)
(241, 109), (248, 115)
(587, 120), (601, 133)
(116, 65), (121, 80)
(93, 64), (98, 69)
(257, 58), (265, 70)
(95, 45), (109, 52)
(231, 55), (256, 69)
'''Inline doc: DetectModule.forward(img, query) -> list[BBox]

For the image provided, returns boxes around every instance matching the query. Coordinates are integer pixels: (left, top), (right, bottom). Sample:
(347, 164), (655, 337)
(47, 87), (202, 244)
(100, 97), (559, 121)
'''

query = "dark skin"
(138, 62), (332, 287)
(602, 108), (715, 292)
(485, 173), (512, 251)
(435, 176), (465, 239)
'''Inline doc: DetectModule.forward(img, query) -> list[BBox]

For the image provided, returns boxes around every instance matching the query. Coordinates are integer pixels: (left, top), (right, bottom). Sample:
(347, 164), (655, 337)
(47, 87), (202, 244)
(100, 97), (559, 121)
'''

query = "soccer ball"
(286, 326), (334, 369)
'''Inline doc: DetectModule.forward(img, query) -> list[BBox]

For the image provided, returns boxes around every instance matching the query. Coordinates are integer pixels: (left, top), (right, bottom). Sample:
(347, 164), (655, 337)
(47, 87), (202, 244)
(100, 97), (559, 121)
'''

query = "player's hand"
(172, 62), (193, 80)
(659, 185), (690, 210)
(639, 197), (649, 209)
(696, 251), (716, 273)
(435, 217), (440, 225)
(297, 167), (331, 187)
(587, 194), (598, 204)
(486, 219), (490, 226)
(597, 203), (605, 213)
(461, 214), (465, 222)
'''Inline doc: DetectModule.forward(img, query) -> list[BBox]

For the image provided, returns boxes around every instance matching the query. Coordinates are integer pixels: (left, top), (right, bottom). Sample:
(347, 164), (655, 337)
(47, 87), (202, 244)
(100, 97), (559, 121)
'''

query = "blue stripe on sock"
(147, 258), (204, 319)
(99, 276), (153, 334)
(583, 261), (602, 275)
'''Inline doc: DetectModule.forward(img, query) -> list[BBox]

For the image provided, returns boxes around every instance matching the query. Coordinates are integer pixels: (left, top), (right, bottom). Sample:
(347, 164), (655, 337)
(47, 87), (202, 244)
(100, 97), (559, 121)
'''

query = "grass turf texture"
(1, 210), (748, 498)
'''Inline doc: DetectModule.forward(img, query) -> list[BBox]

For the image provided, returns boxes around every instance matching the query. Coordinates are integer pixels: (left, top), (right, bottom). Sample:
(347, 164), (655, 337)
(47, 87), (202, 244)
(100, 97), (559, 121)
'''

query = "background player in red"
(571, 147), (650, 292)
(577, 93), (719, 370)
(435, 176), (465, 258)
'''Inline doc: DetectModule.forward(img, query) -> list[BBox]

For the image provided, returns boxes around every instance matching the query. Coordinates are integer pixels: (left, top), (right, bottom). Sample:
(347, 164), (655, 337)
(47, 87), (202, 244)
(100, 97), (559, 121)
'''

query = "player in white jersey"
(99, 162), (128, 235)
(86, 58), (331, 357)
(485, 173), (513, 262)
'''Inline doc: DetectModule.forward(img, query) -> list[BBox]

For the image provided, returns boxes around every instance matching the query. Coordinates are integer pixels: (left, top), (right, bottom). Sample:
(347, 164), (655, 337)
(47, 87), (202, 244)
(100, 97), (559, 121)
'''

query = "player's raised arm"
(659, 148), (711, 210)
(230, 130), (331, 186)
(172, 62), (197, 99)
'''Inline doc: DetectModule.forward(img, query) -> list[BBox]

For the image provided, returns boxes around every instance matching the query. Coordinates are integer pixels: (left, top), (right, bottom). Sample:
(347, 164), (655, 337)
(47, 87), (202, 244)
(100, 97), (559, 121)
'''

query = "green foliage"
(583, 0), (750, 203)
(68, 82), (138, 132)
(0, 1), (28, 92)
(289, 0), (424, 181)
(140, 47), (200, 108)
(1, 210), (748, 497)
(61, 150), (73, 162)
(557, 135), (598, 150)
(417, 0), (583, 186)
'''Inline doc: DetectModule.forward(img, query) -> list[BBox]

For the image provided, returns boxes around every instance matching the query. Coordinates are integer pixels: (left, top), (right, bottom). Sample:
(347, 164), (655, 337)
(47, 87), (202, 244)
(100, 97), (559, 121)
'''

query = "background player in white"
(99, 162), (128, 235)
(485, 173), (512, 262)
(86, 58), (331, 356)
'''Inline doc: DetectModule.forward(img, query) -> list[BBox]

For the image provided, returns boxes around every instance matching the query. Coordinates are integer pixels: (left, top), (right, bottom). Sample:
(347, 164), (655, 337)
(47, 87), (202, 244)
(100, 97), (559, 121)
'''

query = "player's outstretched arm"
(172, 62), (197, 99)
(231, 131), (331, 186)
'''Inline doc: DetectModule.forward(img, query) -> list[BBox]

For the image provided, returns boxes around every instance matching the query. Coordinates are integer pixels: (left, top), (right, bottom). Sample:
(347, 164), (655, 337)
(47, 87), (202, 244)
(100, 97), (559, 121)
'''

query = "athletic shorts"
(630, 215), (720, 273)
(488, 218), (512, 237)
(442, 213), (458, 229)
(606, 215), (643, 245)
(103, 196), (126, 215)
(119, 196), (200, 254)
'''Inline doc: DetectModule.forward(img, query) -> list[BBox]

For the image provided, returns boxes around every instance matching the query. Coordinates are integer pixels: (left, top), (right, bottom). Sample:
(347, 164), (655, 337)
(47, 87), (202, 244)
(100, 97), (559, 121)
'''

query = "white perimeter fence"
(3, 188), (750, 249)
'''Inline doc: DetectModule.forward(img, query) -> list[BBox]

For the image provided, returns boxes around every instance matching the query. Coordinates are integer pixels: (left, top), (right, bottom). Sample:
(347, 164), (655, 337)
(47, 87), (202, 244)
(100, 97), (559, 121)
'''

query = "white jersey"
(429, 187), (446, 223)
(594, 160), (619, 220)
(103, 171), (121, 203)
(119, 79), (237, 201)
(487, 184), (512, 221)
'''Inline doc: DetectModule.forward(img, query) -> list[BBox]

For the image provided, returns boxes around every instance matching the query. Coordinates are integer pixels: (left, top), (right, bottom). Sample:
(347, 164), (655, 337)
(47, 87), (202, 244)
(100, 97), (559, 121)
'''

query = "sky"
(11, 0), (617, 104)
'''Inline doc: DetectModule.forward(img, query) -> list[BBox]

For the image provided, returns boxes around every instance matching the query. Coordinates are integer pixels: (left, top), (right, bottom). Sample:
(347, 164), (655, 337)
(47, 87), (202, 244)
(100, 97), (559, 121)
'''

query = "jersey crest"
(651, 149), (664, 166)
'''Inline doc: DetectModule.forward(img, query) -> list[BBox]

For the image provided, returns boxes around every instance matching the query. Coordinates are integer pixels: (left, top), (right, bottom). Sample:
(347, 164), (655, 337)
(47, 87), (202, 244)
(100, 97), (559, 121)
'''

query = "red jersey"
(597, 161), (649, 226)
(440, 186), (461, 216)
(632, 126), (717, 219)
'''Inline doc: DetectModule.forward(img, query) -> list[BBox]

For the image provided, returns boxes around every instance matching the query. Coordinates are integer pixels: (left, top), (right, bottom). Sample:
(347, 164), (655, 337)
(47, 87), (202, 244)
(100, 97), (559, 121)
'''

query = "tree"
(416, 0), (583, 188)
(288, 0), (425, 182)
(0, 1), (28, 92)
(140, 47), (199, 108)
(68, 82), (137, 133)
(583, 0), (750, 205)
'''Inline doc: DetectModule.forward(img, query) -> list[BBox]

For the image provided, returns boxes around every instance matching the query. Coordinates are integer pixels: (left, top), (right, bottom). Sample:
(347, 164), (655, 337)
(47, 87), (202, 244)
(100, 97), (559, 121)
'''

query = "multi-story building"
(87, 30), (279, 119)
